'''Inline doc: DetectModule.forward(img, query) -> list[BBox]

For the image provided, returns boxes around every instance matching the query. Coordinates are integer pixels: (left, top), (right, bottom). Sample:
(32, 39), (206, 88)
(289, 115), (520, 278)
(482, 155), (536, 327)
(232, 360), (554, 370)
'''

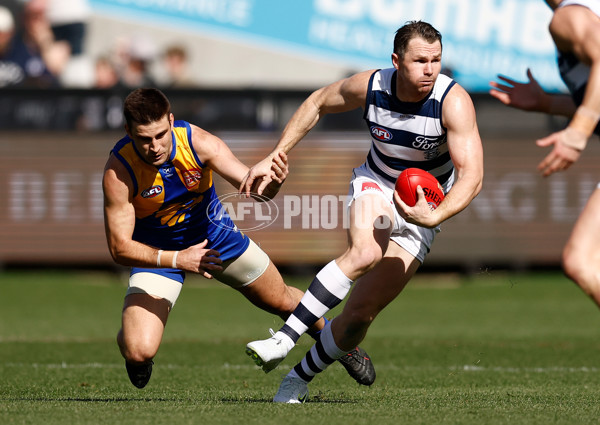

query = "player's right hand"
(393, 186), (439, 229)
(536, 129), (583, 177)
(180, 239), (223, 278)
(239, 152), (282, 197)
(259, 152), (289, 200)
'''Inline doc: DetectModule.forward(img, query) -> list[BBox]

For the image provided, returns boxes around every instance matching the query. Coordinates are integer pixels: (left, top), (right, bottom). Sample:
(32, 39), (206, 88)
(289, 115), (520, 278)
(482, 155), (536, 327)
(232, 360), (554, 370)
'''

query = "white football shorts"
(347, 163), (440, 264)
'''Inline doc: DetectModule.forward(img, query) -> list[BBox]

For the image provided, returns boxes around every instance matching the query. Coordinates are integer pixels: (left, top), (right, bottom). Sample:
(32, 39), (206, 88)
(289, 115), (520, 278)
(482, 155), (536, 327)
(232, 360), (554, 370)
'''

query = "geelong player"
(102, 88), (374, 389)
(241, 21), (484, 403)
(490, 2), (600, 307)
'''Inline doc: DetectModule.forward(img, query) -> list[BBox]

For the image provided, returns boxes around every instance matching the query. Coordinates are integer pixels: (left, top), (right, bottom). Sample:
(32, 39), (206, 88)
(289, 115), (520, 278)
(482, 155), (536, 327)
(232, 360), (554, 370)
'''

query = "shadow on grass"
(0, 396), (357, 404)
(219, 397), (356, 404)
(2, 397), (185, 402)
(4, 396), (357, 404)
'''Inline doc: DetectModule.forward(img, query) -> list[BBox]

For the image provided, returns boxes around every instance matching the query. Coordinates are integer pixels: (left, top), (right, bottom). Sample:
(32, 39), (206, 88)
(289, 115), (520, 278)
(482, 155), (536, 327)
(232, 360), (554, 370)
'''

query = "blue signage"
(89, 0), (565, 93)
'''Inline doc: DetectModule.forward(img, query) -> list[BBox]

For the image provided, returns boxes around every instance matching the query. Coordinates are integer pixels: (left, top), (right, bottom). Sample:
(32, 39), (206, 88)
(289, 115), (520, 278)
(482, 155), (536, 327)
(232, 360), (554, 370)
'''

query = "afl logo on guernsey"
(141, 185), (163, 198)
(370, 126), (392, 141)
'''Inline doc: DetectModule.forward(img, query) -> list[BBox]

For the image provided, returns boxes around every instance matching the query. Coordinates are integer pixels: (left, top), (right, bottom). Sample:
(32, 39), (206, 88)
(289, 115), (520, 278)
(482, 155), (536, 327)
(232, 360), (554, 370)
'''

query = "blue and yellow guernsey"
(110, 120), (248, 263)
(363, 68), (456, 193)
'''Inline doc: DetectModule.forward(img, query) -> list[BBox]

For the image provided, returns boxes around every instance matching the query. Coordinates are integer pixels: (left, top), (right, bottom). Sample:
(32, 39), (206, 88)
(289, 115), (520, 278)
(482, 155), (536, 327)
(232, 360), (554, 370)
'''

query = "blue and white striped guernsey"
(362, 68), (456, 192)
(556, 0), (600, 135)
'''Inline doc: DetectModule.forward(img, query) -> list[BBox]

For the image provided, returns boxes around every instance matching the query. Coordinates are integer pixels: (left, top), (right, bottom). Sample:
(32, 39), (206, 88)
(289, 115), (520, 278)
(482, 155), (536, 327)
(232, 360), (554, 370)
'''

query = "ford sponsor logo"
(370, 126), (392, 141)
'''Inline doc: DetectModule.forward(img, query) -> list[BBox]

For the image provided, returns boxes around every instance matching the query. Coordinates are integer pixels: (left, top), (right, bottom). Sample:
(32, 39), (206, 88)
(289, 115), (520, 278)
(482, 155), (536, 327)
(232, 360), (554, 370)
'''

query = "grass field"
(1, 269), (600, 425)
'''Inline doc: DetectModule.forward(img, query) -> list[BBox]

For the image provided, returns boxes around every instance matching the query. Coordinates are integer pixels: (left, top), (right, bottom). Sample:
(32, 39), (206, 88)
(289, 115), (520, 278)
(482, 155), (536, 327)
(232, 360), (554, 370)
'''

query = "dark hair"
(123, 88), (171, 127)
(393, 21), (442, 59)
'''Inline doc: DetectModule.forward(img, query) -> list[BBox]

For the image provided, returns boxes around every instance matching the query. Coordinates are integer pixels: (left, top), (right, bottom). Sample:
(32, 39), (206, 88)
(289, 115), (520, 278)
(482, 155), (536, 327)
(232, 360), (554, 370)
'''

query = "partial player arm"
(535, 5), (600, 176)
(395, 84), (484, 228)
(240, 70), (375, 196)
(190, 124), (288, 200)
(434, 85), (484, 225)
(102, 155), (222, 277)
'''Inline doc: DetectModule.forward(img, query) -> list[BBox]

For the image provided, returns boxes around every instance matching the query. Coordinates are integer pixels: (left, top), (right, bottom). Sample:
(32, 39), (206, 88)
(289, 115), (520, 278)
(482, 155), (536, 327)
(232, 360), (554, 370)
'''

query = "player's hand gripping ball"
(395, 168), (445, 210)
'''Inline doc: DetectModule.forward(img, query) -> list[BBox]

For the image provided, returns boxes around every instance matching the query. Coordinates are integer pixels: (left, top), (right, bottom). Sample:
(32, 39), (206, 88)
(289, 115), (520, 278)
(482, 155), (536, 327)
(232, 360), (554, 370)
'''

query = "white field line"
(455, 365), (600, 373)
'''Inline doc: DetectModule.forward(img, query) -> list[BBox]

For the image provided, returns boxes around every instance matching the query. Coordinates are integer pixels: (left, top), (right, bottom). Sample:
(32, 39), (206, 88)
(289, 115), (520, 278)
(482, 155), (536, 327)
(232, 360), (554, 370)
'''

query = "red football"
(395, 168), (445, 209)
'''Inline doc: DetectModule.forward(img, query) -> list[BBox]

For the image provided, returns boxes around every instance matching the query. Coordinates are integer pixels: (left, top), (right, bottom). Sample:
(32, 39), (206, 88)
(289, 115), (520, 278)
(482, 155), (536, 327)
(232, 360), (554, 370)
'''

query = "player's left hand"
(393, 186), (439, 228)
(536, 129), (583, 176)
(489, 69), (547, 113)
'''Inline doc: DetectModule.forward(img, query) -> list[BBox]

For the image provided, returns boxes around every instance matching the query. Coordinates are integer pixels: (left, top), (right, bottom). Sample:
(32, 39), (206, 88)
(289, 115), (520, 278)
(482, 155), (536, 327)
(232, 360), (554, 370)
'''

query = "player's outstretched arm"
(239, 70), (374, 197)
(535, 4), (600, 176)
(191, 124), (288, 200)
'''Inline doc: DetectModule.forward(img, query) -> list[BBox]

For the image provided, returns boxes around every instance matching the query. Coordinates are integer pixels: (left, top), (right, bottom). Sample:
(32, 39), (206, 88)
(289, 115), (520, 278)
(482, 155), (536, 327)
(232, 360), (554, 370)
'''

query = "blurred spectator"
(45, 0), (94, 87)
(158, 44), (196, 88)
(118, 34), (157, 88)
(93, 55), (121, 89)
(2, 0), (70, 87)
(0, 6), (22, 87)
(46, 0), (90, 56)
(0, 7), (14, 52)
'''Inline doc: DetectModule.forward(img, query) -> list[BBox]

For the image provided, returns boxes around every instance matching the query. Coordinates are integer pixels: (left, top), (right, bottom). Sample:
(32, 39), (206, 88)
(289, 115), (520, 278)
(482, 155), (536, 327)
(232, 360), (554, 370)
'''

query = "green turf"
(1, 269), (599, 424)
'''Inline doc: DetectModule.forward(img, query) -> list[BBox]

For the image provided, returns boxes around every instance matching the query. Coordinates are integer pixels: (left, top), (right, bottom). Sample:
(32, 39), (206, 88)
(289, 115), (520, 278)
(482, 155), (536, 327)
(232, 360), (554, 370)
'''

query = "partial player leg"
(274, 242), (419, 403)
(239, 259), (375, 384)
(283, 191), (395, 343)
(331, 241), (420, 351)
(117, 292), (170, 388)
(246, 192), (392, 377)
(117, 271), (182, 389)
(237, 260), (325, 372)
(562, 186), (600, 307)
(245, 258), (354, 371)
(236, 260), (324, 328)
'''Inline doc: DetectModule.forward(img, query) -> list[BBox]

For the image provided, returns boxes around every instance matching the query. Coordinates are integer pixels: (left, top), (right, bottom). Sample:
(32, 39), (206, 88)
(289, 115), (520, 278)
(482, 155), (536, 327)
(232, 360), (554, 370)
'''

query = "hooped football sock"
(294, 320), (347, 382)
(307, 316), (330, 341)
(280, 261), (353, 343)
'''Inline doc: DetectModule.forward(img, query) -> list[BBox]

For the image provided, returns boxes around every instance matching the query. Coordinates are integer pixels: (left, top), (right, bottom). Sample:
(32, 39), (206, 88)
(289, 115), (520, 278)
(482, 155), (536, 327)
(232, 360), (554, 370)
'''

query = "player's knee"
(562, 245), (585, 284)
(238, 274), (299, 318)
(124, 347), (156, 364)
(269, 289), (298, 317)
(120, 338), (158, 364)
(346, 244), (383, 275)
(561, 245), (599, 297)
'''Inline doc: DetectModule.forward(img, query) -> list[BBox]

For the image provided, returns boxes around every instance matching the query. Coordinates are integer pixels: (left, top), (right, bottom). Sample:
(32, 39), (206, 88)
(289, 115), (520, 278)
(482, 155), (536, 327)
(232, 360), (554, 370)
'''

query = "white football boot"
(245, 329), (294, 373)
(273, 376), (309, 403)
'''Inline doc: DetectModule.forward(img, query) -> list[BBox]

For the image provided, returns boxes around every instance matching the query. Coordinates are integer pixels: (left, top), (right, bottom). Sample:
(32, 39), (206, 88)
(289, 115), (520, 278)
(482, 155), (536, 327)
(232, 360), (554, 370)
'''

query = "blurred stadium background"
(1, 0), (599, 272)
